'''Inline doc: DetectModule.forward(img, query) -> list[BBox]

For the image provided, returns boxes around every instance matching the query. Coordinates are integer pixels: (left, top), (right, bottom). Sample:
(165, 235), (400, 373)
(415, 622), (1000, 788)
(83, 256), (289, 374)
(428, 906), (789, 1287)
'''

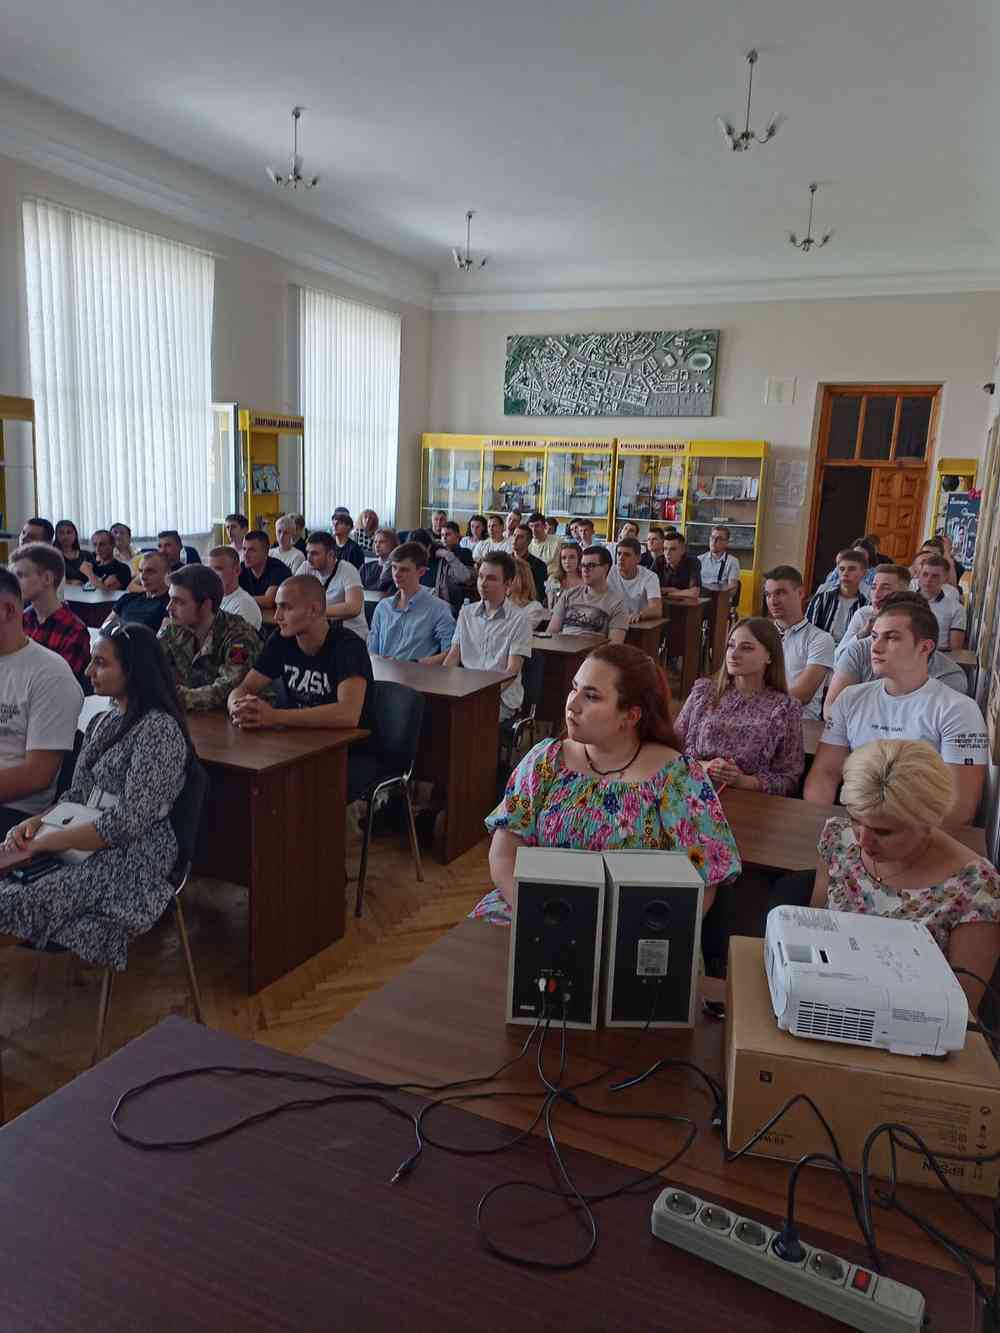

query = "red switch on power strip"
(850, 1269), (873, 1295)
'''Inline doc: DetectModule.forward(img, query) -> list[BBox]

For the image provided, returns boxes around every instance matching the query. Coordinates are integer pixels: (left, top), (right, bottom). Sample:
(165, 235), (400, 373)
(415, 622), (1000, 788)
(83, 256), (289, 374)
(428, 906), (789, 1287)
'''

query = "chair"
(354, 682), (425, 918)
(500, 650), (545, 768)
(92, 758), (208, 1065)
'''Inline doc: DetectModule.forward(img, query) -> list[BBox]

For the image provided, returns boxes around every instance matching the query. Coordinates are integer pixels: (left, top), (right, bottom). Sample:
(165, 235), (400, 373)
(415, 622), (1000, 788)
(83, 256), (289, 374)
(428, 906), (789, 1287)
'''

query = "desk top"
(953, 648), (978, 666)
(186, 711), (366, 773)
(0, 1015), (973, 1331)
(64, 586), (121, 606)
(309, 920), (987, 1289)
(532, 630), (606, 655)
(371, 656), (511, 699)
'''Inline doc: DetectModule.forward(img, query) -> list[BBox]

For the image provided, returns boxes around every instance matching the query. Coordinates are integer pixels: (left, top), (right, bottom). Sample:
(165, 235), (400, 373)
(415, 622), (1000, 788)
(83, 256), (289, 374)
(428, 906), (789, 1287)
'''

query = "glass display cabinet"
(612, 439), (689, 537)
(483, 437), (545, 516)
(238, 409), (305, 543)
(420, 434), (485, 530)
(0, 396), (38, 563)
(683, 440), (768, 615)
(543, 439), (615, 537)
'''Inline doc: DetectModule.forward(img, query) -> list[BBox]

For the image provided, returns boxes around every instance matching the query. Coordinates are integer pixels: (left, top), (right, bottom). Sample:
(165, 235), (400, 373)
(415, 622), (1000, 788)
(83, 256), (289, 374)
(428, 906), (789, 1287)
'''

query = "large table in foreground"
(186, 713), (367, 992)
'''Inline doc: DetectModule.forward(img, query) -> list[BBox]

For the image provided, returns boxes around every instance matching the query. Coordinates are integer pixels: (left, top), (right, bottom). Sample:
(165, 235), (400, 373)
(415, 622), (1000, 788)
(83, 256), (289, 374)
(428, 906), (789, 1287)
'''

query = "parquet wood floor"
(0, 820), (491, 1121)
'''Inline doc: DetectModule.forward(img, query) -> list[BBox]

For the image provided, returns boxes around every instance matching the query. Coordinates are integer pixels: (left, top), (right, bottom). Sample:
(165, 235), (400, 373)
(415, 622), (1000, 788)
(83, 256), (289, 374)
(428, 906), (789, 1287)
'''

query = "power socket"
(651, 1187), (924, 1333)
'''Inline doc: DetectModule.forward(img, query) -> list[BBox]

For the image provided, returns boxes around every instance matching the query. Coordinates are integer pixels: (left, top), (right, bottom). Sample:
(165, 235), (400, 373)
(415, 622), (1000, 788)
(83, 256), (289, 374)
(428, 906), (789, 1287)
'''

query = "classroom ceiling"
(4, 0), (999, 302)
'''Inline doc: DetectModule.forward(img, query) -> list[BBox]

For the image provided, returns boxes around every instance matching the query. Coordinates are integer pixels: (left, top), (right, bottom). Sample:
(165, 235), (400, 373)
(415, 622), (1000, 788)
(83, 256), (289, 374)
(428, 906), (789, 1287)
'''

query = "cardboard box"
(726, 937), (1000, 1198)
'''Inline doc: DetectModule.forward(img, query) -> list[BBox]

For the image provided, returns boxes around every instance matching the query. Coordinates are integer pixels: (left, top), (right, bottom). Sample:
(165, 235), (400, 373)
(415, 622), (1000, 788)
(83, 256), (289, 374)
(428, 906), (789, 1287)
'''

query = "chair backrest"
(168, 757), (209, 880)
(56, 730), (85, 797)
(370, 681), (425, 779)
(520, 650), (546, 714)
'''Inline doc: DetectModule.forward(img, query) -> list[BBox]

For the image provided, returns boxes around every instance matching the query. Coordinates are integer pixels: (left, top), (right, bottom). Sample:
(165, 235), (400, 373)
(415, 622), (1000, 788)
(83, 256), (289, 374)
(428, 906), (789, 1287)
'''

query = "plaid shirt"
(23, 604), (91, 676)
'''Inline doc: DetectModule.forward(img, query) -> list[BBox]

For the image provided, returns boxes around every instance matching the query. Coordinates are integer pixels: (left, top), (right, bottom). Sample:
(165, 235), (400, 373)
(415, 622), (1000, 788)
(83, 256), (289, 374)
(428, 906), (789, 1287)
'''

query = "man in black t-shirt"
(79, 529), (132, 591)
(104, 551), (171, 632)
(660, 533), (702, 603)
(238, 530), (291, 608)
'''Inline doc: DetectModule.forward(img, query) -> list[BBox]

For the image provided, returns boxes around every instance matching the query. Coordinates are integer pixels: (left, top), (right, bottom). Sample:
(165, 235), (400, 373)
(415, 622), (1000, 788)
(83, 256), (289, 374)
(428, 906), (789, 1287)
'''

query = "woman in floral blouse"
(675, 617), (804, 796)
(810, 739), (1000, 1010)
(474, 643), (741, 924)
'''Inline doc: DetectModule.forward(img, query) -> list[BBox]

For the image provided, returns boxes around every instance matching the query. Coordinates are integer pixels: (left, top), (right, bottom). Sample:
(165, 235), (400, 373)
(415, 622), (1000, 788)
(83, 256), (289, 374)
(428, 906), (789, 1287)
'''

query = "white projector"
(764, 907), (968, 1057)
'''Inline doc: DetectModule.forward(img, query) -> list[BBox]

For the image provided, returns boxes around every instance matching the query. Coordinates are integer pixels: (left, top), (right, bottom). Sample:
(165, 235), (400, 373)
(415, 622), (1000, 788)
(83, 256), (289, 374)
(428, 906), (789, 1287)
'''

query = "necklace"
(585, 740), (643, 777)
(864, 833), (933, 887)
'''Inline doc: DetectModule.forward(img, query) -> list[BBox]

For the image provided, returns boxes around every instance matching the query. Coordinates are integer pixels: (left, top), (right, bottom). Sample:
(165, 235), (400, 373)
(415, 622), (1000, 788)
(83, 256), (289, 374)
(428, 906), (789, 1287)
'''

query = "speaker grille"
(794, 1000), (876, 1044)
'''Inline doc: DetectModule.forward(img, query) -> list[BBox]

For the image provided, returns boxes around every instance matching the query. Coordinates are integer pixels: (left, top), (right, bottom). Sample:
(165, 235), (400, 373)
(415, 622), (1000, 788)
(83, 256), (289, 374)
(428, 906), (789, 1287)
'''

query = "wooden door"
(865, 468), (925, 561)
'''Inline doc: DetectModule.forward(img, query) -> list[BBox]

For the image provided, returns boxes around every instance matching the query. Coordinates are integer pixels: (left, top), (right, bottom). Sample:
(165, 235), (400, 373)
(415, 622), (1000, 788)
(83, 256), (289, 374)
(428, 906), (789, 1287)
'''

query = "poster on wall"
(944, 492), (980, 567)
(504, 329), (719, 418)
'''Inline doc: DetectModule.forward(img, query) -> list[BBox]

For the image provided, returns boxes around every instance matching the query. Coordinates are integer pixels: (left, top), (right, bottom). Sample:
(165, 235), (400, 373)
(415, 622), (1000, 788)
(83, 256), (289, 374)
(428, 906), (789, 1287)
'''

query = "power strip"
(651, 1187), (924, 1333)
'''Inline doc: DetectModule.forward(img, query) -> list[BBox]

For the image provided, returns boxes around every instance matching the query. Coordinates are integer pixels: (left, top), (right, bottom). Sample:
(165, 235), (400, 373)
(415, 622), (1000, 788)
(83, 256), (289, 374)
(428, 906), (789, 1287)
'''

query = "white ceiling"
(3, 0), (999, 303)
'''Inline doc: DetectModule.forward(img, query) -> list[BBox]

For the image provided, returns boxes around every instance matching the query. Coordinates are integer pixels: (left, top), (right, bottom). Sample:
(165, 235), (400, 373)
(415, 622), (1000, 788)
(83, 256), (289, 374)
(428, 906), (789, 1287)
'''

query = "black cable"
(724, 1092), (844, 1164)
(954, 967), (1000, 1016)
(784, 1151), (880, 1272)
(882, 1192), (998, 1318)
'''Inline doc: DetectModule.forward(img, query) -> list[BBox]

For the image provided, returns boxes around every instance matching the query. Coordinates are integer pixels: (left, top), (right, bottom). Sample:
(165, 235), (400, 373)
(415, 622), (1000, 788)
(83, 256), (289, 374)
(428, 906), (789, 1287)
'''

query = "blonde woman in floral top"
(474, 643), (741, 925)
(810, 739), (1000, 1010)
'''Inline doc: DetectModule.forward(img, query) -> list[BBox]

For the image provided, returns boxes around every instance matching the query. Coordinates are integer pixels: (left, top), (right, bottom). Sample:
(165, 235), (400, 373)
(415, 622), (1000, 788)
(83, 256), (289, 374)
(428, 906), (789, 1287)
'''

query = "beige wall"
(0, 152), (431, 529)
(428, 294), (1000, 569)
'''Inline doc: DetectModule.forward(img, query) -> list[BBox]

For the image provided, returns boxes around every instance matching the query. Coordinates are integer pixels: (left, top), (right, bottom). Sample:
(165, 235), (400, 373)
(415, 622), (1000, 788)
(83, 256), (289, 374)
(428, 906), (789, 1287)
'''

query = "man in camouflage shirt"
(159, 564), (261, 711)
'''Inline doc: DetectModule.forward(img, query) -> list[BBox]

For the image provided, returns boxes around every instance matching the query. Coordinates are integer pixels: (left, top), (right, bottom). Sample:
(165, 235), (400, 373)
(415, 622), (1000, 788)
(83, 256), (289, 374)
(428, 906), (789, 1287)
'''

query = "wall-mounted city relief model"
(504, 330), (719, 418)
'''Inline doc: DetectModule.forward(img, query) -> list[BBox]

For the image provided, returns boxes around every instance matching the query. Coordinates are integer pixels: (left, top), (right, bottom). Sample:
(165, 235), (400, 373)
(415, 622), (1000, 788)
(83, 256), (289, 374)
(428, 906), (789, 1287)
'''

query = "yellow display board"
(928, 456), (977, 540)
(684, 440), (768, 617)
(238, 410), (305, 542)
(0, 396), (39, 563)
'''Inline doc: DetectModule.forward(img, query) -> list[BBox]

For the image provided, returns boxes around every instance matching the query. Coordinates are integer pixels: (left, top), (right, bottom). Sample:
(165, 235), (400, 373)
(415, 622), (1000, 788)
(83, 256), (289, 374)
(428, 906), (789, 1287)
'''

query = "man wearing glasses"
(549, 546), (628, 643)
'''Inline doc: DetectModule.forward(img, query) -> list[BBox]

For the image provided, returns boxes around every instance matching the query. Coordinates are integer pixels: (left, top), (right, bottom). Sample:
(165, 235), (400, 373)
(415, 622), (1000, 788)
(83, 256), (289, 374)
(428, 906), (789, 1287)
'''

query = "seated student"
(528, 512), (561, 575)
(809, 740), (1000, 1011)
(916, 553), (966, 650)
(207, 546), (262, 630)
(675, 617), (804, 795)
(110, 522), (141, 575)
(609, 537), (663, 623)
(290, 513), (308, 555)
(763, 566), (835, 720)
(508, 557), (548, 630)
(352, 509), (380, 553)
(269, 515), (306, 574)
(504, 510), (523, 540)
(698, 525), (741, 589)
(574, 518), (600, 549)
(473, 514), (508, 563)
(443, 551), (533, 718)
(935, 530), (964, 588)
(238, 530), (291, 608)
(361, 527), (398, 591)
(805, 547), (868, 643)
(617, 520), (640, 541)
(431, 510), (449, 541)
(55, 520), (91, 585)
(227, 577), (373, 793)
(332, 513), (366, 571)
(659, 532), (702, 602)
(474, 643), (741, 924)
(226, 513), (249, 561)
(12, 543), (90, 682)
(507, 524), (548, 603)
(805, 598), (987, 827)
(0, 568), (82, 838)
(369, 541), (455, 663)
(0, 622), (192, 968)
(430, 521), (475, 613)
(159, 565), (260, 711)
(545, 515), (559, 537)
(79, 529), (131, 591)
(19, 517), (55, 546)
(462, 515), (488, 552)
(105, 551), (172, 633)
(817, 534), (881, 594)
(836, 563), (912, 648)
(304, 530), (369, 642)
(549, 545), (628, 643)
(909, 544), (959, 603)
(641, 526), (666, 572)
(159, 529), (201, 568)
(824, 592), (968, 714)
(544, 540), (583, 609)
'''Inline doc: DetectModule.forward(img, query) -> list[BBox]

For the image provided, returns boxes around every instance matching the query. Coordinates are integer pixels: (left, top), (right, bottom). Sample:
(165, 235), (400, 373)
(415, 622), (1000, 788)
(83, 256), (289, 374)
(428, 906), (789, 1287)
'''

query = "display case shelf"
(683, 440), (768, 616)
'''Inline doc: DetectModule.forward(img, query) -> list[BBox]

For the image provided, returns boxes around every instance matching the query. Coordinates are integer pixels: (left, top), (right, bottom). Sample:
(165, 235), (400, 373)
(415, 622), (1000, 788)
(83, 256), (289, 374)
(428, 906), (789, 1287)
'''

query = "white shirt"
(454, 598), (534, 714)
(832, 637), (968, 695)
(910, 577), (960, 602)
(823, 677), (988, 765)
(699, 550), (741, 586)
(829, 595), (856, 645)
(529, 535), (563, 575)
(270, 545), (306, 574)
(777, 619), (835, 720)
(472, 538), (509, 562)
(0, 639), (83, 814)
(608, 566), (662, 617)
(305, 560), (368, 642)
(838, 604), (878, 652)
(221, 587), (263, 630)
(926, 590), (967, 649)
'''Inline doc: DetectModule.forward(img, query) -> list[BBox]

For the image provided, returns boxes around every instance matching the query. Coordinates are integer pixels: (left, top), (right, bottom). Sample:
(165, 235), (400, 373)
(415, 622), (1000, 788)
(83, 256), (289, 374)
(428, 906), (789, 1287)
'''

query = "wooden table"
(702, 582), (738, 674)
(667, 596), (711, 696)
(720, 787), (986, 872)
(307, 920), (986, 1307)
(185, 712), (367, 992)
(531, 630), (605, 725)
(63, 586), (121, 627)
(953, 648), (979, 694)
(370, 658), (510, 863)
(626, 614), (669, 661)
(1, 1015), (974, 1332)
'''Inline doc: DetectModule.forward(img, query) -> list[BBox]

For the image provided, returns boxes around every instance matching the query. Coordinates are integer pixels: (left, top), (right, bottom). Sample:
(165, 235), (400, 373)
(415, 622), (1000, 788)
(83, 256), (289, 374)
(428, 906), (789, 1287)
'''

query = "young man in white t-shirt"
(443, 551), (533, 719)
(549, 546), (629, 642)
(207, 546), (263, 630)
(0, 568), (83, 837)
(763, 566), (835, 720)
(698, 525), (741, 589)
(473, 515), (508, 563)
(609, 537), (663, 623)
(805, 598), (987, 827)
(304, 531), (369, 643)
(836, 563), (911, 652)
(916, 554), (967, 650)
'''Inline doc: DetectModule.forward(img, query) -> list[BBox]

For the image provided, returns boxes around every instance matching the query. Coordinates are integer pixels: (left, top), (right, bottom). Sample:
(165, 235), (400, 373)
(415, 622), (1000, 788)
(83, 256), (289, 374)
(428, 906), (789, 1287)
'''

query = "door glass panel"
(895, 396), (933, 459)
(827, 396), (861, 459)
(860, 397), (895, 460)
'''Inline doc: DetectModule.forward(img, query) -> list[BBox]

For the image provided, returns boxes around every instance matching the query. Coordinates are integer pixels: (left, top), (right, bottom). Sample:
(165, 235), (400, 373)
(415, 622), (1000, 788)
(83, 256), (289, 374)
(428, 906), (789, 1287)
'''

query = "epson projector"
(764, 907), (968, 1057)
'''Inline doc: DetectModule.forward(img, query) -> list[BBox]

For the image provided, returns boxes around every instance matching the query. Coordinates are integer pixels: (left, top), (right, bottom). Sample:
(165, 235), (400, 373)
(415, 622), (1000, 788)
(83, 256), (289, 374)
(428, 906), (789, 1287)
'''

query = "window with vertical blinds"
(299, 287), (401, 529)
(22, 197), (215, 537)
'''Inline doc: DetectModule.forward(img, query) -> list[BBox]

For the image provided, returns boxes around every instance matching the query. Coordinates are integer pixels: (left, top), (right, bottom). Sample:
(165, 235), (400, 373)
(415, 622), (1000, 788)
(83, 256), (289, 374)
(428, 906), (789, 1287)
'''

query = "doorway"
(812, 468), (871, 590)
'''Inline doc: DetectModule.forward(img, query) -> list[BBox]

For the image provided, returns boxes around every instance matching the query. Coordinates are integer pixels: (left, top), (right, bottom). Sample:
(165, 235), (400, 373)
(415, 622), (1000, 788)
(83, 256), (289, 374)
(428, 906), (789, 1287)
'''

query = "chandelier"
(266, 107), (319, 191)
(452, 210), (488, 271)
(789, 183), (833, 253)
(717, 50), (782, 153)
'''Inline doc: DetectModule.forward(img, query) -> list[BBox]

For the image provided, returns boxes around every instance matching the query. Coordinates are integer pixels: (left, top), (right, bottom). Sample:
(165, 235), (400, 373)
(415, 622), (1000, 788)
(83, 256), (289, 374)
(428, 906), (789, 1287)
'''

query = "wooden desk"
(63, 586), (121, 627)
(702, 582), (737, 674)
(370, 658), (509, 863)
(308, 920), (986, 1301)
(803, 717), (823, 756)
(667, 596), (710, 696)
(531, 631), (605, 724)
(185, 712), (367, 992)
(0, 1016), (973, 1332)
(953, 648), (979, 694)
(626, 615), (669, 661)
(720, 787), (986, 872)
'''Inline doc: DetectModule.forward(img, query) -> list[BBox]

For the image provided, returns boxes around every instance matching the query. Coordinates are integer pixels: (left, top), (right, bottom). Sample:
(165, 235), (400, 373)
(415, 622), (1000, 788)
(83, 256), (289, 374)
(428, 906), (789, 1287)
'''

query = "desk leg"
(680, 609), (701, 696)
(539, 653), (582, 729)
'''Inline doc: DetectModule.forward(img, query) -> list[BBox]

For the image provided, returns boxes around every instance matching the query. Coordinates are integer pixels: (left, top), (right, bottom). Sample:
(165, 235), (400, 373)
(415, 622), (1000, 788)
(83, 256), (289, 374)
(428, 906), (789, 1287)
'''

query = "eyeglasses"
(581, 562), (604, 571)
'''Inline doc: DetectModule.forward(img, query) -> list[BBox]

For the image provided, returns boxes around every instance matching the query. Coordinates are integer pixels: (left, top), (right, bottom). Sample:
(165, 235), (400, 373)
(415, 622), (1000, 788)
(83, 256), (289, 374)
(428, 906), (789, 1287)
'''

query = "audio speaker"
(506, 848), (605, 1029)
(602, 851), (704, 1028)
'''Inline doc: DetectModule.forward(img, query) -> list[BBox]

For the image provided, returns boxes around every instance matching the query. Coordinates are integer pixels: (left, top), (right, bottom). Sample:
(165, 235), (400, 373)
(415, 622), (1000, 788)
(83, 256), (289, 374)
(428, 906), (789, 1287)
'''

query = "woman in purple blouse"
(675, 617), (804, 796)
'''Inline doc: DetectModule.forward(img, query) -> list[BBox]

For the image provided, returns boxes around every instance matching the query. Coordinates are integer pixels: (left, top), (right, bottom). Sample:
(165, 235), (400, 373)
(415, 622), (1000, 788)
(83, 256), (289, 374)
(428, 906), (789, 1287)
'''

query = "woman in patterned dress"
(675, 617), (804, 796)
(0, 623), (192, 969)
(474, 643), (741, 924)
(810, 739), (1000, 1011)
